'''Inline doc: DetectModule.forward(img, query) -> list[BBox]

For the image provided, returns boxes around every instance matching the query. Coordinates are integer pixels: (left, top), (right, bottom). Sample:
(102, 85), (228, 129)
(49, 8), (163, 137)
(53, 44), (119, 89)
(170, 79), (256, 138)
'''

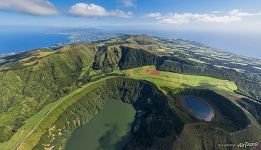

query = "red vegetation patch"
(147, 70), (160, 75)
(127, 70), (133, 76)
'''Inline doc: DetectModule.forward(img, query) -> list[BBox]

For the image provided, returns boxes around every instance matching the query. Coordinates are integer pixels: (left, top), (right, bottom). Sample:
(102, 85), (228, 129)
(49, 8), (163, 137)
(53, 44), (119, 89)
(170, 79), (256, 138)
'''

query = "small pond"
(65, 100), (135, 150)
(181, 96), (214, 121)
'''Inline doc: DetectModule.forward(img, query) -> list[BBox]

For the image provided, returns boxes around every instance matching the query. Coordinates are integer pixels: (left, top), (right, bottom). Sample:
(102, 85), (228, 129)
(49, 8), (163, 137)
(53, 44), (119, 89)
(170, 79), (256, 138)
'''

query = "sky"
(0, 0), (261, 32)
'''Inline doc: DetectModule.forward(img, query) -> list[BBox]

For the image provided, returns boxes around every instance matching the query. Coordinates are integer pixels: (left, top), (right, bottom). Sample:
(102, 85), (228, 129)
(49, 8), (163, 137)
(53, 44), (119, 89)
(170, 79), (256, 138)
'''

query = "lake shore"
(203, 109), (215, 121)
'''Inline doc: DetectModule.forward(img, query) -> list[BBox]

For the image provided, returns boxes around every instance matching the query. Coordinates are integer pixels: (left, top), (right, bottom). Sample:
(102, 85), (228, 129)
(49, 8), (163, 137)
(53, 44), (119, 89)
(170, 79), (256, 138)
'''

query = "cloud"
(146, 9), (261, 24)
(0, 0), (58, 16)
(146, 12), (161, 19)
(110, 9), (133, 18)
(69, 3), (132, 18)
(69, 3), (107, 17)
(229, 9), (261, 17)
(118, 0), (136, 7)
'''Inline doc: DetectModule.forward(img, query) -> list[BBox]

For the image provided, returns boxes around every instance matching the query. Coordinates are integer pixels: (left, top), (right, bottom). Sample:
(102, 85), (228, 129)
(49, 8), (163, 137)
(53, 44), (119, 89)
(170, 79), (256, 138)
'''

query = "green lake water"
(65, 100), (136, 150)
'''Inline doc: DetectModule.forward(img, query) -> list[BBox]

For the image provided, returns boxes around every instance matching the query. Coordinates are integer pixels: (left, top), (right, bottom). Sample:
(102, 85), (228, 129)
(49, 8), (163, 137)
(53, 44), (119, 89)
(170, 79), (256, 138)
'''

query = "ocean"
(160, 31), (261, 59)
(113, 29), (261, 59)
(0, 31), (69, 54)
(0, 27), (260, 59)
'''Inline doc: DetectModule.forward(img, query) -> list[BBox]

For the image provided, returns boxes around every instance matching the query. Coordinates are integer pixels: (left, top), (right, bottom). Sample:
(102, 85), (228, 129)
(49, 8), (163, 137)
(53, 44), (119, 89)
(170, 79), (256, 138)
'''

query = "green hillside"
(0, 35), (260, 150)
(0, 44), (98, 142)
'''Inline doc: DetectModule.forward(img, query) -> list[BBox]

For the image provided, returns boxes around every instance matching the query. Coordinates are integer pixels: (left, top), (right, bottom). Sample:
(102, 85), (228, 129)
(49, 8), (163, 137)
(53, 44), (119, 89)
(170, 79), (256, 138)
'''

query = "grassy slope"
(1, 64), (259, 150)
(1, 65), (237, 149)
(115, 66), (261, 147)
(0, 36), (259, 149)
(0, 44), (97, 142)
(114, 65), (237, 93)
(0, 77), (115, 150)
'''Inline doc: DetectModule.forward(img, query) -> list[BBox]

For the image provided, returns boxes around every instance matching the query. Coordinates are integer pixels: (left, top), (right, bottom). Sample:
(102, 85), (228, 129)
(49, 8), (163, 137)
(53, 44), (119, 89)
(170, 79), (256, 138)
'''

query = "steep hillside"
(0, 44), (97, 142)
(98, 35), (261, 101)
(0, 35), (260, 150)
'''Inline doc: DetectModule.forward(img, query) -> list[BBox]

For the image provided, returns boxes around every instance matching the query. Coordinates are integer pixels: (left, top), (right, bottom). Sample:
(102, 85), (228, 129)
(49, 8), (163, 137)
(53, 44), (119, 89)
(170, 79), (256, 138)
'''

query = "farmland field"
(114, 65), (237, 94)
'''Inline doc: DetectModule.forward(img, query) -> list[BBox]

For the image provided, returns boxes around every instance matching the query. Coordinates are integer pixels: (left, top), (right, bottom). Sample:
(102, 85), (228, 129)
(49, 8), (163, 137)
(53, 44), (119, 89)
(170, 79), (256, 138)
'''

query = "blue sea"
(117, 29), (261, 59)
(160, 31), (261, 59)
(0, 32), (69, 54)
(0, 27), (260, 59)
